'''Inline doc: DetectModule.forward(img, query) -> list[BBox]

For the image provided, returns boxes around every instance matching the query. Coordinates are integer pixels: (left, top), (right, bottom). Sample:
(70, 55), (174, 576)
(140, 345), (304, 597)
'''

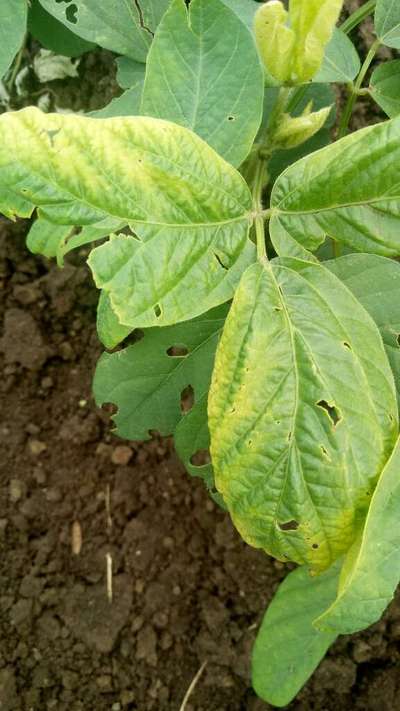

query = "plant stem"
(7, 33), (27, 94)
(338, 38), (380, 139)
(252, 87), (292, 260)
(340, 0), (376, 35)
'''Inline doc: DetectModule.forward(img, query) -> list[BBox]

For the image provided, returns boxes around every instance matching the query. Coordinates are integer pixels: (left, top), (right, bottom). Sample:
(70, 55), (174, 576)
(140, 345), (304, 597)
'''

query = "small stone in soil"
(111, 446), (133, 466)
(28, 439), (47, 456)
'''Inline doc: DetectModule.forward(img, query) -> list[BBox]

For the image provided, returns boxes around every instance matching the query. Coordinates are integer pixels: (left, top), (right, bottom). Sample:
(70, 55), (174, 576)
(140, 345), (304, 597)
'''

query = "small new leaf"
(274, 104), (331, 150)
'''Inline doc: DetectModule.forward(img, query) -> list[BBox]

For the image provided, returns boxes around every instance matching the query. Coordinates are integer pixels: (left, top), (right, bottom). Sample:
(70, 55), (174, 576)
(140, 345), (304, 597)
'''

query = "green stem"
(251, 87), (292, 261)
(338, 38), (380, 139)
(340, 0), (376, 35)
(7, 33), (27, 93)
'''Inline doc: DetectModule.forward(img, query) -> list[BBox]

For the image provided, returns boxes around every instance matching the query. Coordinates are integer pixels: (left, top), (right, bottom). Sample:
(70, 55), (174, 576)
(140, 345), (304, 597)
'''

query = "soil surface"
(2, 5), (400, 710)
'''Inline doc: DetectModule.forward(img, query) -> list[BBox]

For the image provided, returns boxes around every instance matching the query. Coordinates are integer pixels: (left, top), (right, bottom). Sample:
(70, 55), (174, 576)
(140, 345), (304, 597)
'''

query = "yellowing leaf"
(209, 259), (398, 572)
(254, 1), (295, 83)
(290, 0), (344, 82)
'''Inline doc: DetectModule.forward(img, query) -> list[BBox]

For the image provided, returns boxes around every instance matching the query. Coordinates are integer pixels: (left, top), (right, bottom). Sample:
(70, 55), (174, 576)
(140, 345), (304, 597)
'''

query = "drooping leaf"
(26, 218), (73, 261)
(97, 291), (132, 349)
(375, 0), (400, 48)
(37, 0), (169, 62)
(0, 0), (27, 80)
(326, 253), (400, 408)
(252, 561), (341, 707)
(89, 86), (143, 119)
(315, 28), (360, 83)
(28, 0), (95, 57)
(88, 227), (254, 329)
(141, 0), (264, 167)
(270, 116), (400, 256)
(315, 436), (400, 634)
(93, 305), (228, 440)
(209, 259), (398, 572)
(370, 60), (400, 118)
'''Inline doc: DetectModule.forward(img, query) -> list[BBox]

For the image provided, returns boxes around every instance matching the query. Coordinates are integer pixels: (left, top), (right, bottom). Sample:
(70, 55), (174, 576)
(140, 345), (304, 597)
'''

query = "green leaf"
(271, 116), (400, 256)
(325, 253), (400, 409)
(0, 107), (252, 228)
(93, 305), (228, 440)
(315, 435), (400, 634)
(141, 0), (264, 167)
(89, 86), (143, 119)
(0, 0), (27, 79)
(252, 561), (340, 707)
(315, 28), (360, 83)
(116, 57), (146, 90)
(209, 259), (398, 572)
(97, 291), (132, 349)
(220, 0), (260, 32)
(28, 0), (95, 58)
(375, 0), (400, 48)
(37, 0), (169, 61)
(26, 217), (73, 260)
(88, 227), (254, 329)
(174, 394), (215, 488)
(370, 60), (400, 118)
(290, 0), (344, 82)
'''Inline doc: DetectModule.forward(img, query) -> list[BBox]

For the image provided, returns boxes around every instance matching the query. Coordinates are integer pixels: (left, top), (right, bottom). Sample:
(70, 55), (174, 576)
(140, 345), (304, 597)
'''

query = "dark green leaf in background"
(375, 0), (400, 48)
(28, 0), (95, 57)
(370, 60), (400, 118)
(252, 561), (340, 707)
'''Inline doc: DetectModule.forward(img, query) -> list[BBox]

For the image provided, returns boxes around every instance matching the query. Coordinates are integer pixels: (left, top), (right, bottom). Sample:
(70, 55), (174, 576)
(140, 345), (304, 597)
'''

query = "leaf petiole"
(338, 38), (381, 138)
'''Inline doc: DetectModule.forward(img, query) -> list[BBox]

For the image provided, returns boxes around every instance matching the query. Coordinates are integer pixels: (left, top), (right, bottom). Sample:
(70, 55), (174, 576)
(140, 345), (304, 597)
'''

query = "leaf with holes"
(93, 304), (228, 441)
(271, 116), (400, 256)
(326, 253), (400, 410)
(375, 0), (400, 48)
(28, 0), (95, 57)
(0, 0), (28, 79)
(208, 259), (398, 572)
(370, 60), (400, 118)
(252, 561), (341, 707)
(141, 0), (264, 167)
(315, 435), (400, 634)
(38, 0), (170, 62)
(0, 106), (252, 235)
(88, 227), (254, 330)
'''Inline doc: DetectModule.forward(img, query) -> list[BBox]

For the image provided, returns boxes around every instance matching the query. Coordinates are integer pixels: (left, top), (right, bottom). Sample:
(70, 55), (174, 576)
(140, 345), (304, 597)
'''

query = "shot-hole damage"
(343, 341), (352, 350)
(317, 400), (341, 426)
(227, 115), (236, 122)
(153, 304), (162, 318)
(166, 345), (189, 357)
(180, 385), (194, 413)
(55, 0), (78, 24)
(190, 449), (211, 467)
(278, 520), (299, 531)
(312, 543), (319, 549)
(397, 333), (400, 347)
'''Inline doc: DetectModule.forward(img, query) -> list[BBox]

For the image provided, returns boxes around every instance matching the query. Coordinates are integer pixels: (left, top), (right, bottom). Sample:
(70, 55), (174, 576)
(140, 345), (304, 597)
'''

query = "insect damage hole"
(343, 341), (352, 350)
(317, 400), (341, 426)
(166, 345), (189, 357)
(397, 333), (400, 347)
(190, 449), (211, 467)
(153, 304), (162, 318)
(278, 520), (299, 531)
(56, 0), (79, 24)
(214, 252), (229, 270)
(180, 385), (194, 413)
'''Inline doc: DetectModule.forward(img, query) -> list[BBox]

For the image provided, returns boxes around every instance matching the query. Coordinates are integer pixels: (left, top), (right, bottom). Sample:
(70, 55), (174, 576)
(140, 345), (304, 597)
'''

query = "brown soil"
(2, 220), (400, 711)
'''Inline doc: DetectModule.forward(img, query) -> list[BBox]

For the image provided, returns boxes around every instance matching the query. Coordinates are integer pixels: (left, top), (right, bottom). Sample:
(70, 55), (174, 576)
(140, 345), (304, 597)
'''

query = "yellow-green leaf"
(208, 258), (398, 572)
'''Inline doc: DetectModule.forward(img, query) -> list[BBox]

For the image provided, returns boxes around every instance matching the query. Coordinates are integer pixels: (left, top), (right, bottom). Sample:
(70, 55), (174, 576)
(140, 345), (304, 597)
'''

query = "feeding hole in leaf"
(55, 0), (78, 24)
(397, 334), (400, 347)
(153, 304), (162, 318)
(287, 430), (292, 441)
(227, 115), (236, 122)
(317, 400), (341, 426)
(190, 449), (211, 467)
(274, 306), (282, 312)
(343, 341), (352, 350)
(180, 385), (194, 413)
(214, 252), (228, 270)
(320, 445), (329, 457)
(278, 520), (299, 531)
(312, 543), (319, 549)
(166, 345), (189, 357)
